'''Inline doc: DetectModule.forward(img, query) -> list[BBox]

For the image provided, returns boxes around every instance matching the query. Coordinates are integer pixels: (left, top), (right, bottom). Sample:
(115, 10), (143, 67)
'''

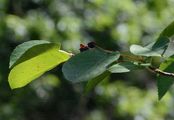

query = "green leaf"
(108, 62), (140, 73)
(8, 44), (70, 89)
(9, 40), (52, 68)
(157, 56), (174, 100)
(152, 37), (169, 51)
(162, 40), (174, 57)
(130, 44), (161, 57)
(84, 71), (110, 94)
(157, 21), (174, 57)
(130, 37), (170, 57)
(62, 49), (120, 83)
(160, 21), (174, 38)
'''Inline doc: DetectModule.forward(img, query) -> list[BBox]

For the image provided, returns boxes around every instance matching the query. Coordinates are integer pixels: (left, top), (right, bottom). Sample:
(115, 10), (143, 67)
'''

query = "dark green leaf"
(159, 21), (174, 57)
(157, 56), (174, 100)
(84, 71), (110, 94)
(62, 49), (120, 83)
(157, 21), (174, 57)
(152, 37), (169, 51)
(160, 21), (174, 38)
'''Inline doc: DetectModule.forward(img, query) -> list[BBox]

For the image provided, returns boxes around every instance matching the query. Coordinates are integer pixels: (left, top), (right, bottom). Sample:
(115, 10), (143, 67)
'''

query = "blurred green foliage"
(1, 0), (174, 120)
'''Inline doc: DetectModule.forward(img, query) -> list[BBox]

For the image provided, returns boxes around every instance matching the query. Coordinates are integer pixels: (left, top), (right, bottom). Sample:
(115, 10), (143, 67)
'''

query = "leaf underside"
(130, 36), (170, 57)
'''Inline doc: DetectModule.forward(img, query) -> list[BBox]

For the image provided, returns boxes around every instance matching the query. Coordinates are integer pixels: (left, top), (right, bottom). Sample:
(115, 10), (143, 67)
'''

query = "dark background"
(0, 0), (174, 120)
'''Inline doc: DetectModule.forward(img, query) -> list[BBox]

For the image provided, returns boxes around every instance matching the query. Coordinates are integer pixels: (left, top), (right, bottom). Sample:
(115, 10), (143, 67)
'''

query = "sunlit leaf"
(8, 44), (70, 89)
(9, 40), (52, 68)
(62, 49), (120, 83)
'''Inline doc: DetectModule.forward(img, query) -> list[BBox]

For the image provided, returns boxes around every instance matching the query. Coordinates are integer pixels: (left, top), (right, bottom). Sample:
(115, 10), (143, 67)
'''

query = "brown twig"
(77, 43), (174, 78)
(148, 66), (174, 77)
(120, 53), (145, 63)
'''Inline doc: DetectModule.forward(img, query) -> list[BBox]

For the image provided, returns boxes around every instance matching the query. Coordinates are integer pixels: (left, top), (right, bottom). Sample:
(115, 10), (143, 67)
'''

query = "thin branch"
(148, 66), (174, 77)
(77, 43), (174, 78)
(120, 53), (145, 63)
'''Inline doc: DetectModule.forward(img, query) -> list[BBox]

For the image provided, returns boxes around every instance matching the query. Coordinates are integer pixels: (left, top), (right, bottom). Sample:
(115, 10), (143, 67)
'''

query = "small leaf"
(84, 71), (110, 94)
(9, 40), (52, 68)
(130, 37), (170, 57)
(62, 49), (120, 83)
(8, 44), (70, 89)
(108, 62), (140, 73)
(157, 56), (174, 100)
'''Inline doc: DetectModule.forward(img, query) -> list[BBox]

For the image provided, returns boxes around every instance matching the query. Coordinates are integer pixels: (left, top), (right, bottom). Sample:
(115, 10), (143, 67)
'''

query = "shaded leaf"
(84, 71), (110, 94)
(9, 40), (52, 68)
(8, 44), (70, 89)
(62, 49), (120, 83)
(157, 56), (174, 100)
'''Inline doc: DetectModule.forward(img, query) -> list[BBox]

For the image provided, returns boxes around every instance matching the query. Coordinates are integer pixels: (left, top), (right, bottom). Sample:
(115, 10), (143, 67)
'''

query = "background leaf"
(157, 56), (174, 100)
(62, 49), (120, 83)
(8, 44), (70, 89)
(9, 40), (52, 68)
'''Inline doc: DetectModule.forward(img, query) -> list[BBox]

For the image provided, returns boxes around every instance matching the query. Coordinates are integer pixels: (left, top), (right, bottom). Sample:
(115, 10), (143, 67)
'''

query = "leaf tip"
(158, 93), (163, 101)
(8, 80), (18, 90)
(8, 79), (26, 90)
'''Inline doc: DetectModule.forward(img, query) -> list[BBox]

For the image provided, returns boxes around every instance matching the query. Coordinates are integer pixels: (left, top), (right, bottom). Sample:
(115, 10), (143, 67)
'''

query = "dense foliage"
(8, 20), (174, 100)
